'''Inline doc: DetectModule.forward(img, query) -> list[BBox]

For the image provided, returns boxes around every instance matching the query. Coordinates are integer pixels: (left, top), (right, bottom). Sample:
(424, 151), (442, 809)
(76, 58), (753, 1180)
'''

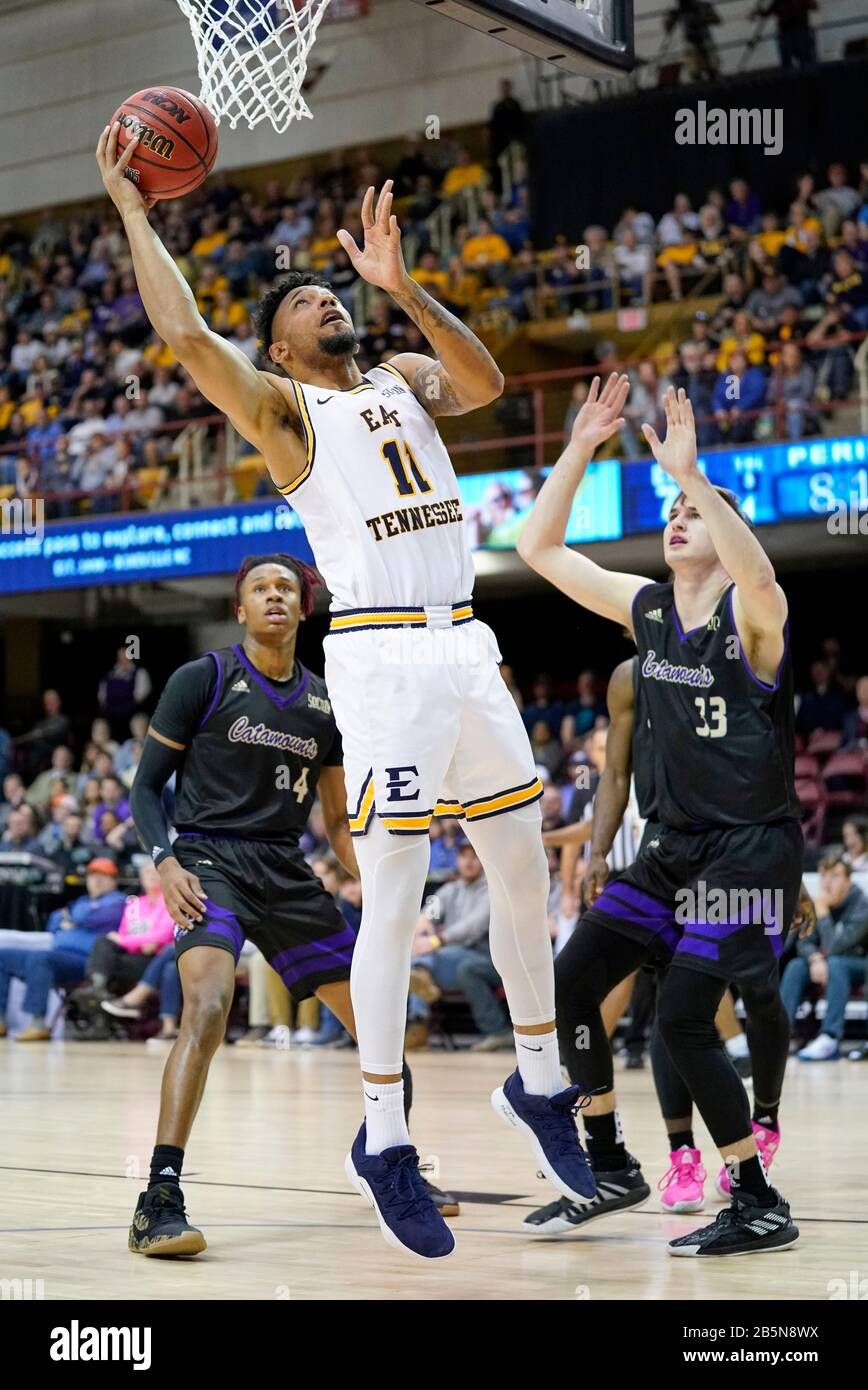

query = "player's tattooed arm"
(389, 280), (504, 416)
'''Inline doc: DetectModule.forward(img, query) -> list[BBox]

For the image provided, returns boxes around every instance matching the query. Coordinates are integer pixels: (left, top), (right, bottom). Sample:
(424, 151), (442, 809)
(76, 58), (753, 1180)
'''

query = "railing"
(2, 327), (865, 519)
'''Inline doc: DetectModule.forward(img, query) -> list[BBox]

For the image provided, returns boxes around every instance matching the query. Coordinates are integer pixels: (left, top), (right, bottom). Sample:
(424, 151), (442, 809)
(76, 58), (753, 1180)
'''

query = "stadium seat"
(821, 750), (868, 810)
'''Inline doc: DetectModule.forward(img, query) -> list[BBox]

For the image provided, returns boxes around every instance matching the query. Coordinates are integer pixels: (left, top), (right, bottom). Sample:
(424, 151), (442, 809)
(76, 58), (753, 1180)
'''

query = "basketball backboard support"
(408, 0), (634, 76)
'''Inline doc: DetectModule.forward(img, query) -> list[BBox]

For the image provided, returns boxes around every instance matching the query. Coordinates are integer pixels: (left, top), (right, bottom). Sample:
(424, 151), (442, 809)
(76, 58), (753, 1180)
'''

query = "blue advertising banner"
(0, 500), (313, 596)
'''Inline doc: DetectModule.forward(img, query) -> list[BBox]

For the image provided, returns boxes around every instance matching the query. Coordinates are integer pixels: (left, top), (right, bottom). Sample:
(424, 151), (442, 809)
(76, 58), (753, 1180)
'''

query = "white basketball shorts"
(322, 603), (543, 837)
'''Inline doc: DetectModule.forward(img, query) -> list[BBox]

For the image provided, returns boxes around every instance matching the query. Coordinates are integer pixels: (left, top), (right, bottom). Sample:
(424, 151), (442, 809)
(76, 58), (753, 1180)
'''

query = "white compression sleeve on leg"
(461, 803), (555, 1027)
(351, 817), (432, 1079)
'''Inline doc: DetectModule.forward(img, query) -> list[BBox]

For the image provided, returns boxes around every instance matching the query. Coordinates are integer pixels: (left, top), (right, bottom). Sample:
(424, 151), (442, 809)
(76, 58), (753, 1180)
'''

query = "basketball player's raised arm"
(336, 181), (503, 414)
(642, 389), (788, 643)
(96, 124), (288, 452)
(518, 374), (651, 627)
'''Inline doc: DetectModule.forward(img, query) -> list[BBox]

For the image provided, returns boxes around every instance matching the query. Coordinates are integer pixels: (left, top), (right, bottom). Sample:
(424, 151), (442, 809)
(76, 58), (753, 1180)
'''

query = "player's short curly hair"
(255, 273), (335, 357)
(233, 554), (322, 619)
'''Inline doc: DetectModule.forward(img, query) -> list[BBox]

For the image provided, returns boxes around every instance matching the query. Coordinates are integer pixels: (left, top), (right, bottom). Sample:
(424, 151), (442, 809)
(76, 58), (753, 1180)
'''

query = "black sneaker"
(522, 1155), (650, 1235)
(129, 1185), (207, 1257)
(624, 1051), (645, 1070)
(420, 1174), (461, 1217)
(668, 1188), (798, 1257)
(847, 1043), (868, 1062)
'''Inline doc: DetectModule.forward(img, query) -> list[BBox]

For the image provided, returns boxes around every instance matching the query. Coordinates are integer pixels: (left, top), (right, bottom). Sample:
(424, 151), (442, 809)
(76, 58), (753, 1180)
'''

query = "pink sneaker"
(716, 1121), (781, 1197)
(659, 1147), (706, 1212)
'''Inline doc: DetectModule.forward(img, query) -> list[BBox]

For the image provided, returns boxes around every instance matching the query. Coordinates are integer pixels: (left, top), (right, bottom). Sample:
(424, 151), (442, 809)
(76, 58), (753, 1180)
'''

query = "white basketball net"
(176, 0), (334, 133)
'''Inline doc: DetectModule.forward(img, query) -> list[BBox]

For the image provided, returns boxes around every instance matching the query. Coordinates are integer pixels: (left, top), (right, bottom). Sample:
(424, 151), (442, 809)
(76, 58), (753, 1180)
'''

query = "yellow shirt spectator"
(192, 230), (228, 259)
(309, 235), (341, 271)
(755, 228), (787, 258)
(442, 162), (486, 197)
(657, 241), (699, 267)
(462, 233), (512, 267)
(195, 275), (229, 311)
(143, 339), (177, 370)
(0, 397), (15, 431)
(210, 300), (248, 333)
(716, 333), (766, 372)
(411, 266), (450, 297)
(785, 217), (822, 253)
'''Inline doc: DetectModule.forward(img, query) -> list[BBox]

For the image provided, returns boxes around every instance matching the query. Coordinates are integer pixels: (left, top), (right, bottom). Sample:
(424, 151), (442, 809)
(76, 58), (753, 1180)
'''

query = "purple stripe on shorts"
(276, 943), (355, 991)
(675, 935), (719, 962)
(601, 882), (674, 921)
(679, 919), (750, 940)
(200, 898), (244, 957)
(270, 922), (357, 974)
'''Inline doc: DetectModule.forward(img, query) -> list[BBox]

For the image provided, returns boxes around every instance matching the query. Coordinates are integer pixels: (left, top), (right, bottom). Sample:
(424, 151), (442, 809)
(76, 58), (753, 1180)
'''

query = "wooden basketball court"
(2, 1041), (864, 1300)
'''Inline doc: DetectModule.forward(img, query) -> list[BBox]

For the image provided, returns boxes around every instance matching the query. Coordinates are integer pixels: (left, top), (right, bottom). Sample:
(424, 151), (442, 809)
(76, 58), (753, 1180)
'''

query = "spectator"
(712, 348), (766, 443)
(45, 811), (92, 881)
(408, 843), (511, 1051)
(13, 689), (70, 776)
(781, 853), (868, 1061)
(753, 0), (817, 69)
(814, 162), (861, 237)
(530, 721), (564, 781)
(613, 227), (653, 305)
(0, 772), (28, 832)
(672, 341), (718, 447)
(1, 805), (41, 853)
(25, 745), (76, 815)
(521, 675), (563, 738)
(796, 660), (848, 736)
(842, 817), (868, 873)
(745, 268), (802, 337)
(115, 712), (150, 774)
(826, 249), (868, 333)
(724, 178), (762, 238)
(461, 217), (512, 283)
(715, 309), (766, 372)
(842, 676), (868, 748)
(97, 646), (152, 736)
(804, 305), (855, 402)
(488, 79), (526, 167)
(768, 342), (819, 439)
(101, 941), (182, 1041)
(0, 857), (125, 1041)
(560, 671), (607, 748)
(71, 860), (174, 1002)
(440, 146), (486, 199)
(621, 358), (668, 457)
(428, 817), (463, 882)
(91, 774), (130, 841)
(656, 193), (700, 248)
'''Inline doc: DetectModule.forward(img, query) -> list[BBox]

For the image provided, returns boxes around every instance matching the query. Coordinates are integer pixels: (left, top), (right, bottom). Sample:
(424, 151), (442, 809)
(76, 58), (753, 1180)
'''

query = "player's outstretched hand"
(569, 373), (630, 454)
(96, 122), (156, 217)
(336, 180), (407, 295)
(157, 857), (208, 930)
(641, 386), (698, 485)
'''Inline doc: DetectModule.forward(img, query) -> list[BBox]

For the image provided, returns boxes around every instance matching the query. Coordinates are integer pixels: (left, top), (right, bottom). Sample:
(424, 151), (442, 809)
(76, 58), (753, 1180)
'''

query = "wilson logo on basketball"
(140, 91), (193, 125)
(117, 115), (175, 161)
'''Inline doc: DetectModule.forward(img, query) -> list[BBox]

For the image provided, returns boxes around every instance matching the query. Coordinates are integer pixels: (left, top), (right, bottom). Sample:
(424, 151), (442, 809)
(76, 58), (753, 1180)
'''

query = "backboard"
(409, 0), (634, 75)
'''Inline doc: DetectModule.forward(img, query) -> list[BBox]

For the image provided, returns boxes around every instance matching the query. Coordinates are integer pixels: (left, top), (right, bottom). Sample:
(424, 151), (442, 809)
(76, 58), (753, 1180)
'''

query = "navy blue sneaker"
(491, 1069), (596, 1201)
(345, 1123), (456, 1261)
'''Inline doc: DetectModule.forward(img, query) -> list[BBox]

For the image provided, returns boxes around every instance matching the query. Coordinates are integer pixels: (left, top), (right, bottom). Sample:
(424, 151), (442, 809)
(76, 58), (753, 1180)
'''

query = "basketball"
(109, 86), (218, 200)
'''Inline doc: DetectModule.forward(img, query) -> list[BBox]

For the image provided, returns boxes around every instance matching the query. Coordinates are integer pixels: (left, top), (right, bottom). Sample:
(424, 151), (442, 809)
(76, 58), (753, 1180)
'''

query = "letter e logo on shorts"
(385, 766), (420, 802)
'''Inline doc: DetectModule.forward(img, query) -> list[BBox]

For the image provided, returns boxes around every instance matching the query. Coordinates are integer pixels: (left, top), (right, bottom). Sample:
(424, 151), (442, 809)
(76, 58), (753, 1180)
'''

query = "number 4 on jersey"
(381, 438), (432, 497)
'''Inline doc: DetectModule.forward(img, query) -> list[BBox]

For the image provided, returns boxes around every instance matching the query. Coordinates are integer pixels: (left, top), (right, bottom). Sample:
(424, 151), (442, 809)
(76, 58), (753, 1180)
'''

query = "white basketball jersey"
(274, 362), (476, 610)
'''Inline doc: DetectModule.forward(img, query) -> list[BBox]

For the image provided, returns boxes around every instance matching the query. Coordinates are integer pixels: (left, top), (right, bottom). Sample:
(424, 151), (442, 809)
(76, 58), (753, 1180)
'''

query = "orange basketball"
(110, 86), (218, 201)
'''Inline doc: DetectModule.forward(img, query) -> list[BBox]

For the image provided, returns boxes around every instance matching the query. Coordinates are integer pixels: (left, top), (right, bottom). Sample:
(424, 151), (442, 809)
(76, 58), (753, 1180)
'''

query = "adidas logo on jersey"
(231, 679), (250, 692)
(646, 608), (663, 623)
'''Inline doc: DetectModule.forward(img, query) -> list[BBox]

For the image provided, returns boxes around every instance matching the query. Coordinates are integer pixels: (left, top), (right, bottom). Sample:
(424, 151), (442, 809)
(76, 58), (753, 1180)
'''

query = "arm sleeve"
(129, 735), (186, 867)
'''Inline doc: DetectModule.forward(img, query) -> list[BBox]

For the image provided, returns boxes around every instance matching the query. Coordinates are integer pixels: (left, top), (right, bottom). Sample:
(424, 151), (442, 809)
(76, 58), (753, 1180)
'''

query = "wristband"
(428, 934), (442, 950)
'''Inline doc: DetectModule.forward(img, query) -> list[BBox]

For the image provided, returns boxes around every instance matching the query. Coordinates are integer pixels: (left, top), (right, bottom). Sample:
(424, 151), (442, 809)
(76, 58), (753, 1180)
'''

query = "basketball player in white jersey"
(98, 124), (595, 1261)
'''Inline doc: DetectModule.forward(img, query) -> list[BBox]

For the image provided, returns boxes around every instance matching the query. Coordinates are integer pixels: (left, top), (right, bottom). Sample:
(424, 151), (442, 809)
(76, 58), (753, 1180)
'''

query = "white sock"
(515, 1029), (563, 1097)
(725, 1032), (749, 1059)
(364, 1080), (410, 1155)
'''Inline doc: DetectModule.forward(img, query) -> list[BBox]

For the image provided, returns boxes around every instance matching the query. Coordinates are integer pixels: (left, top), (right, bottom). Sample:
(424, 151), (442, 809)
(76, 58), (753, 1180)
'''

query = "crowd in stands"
(0, 637), (865, 1054)
(2, 108), (867, 515)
